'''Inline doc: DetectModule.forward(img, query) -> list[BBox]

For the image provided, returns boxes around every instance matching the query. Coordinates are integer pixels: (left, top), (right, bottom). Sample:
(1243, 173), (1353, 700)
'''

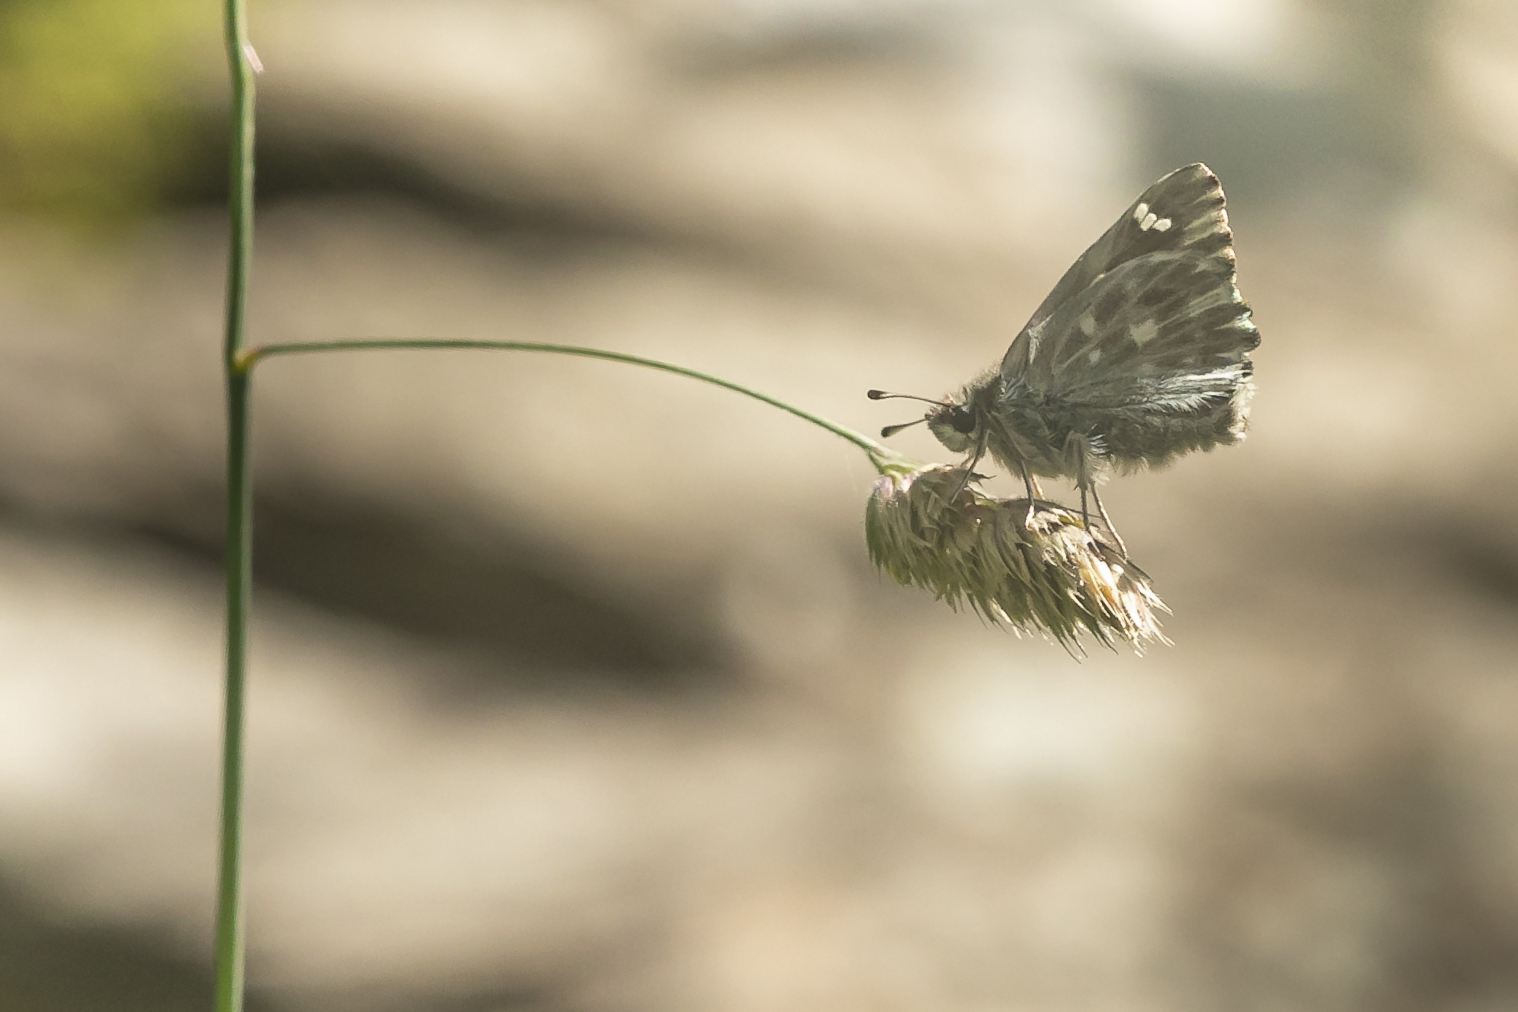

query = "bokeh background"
(3, 0), (1518, 1009)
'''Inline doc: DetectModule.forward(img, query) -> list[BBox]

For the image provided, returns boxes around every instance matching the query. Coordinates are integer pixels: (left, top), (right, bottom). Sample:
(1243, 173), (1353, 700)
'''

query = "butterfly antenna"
(867, 389), (950, 407)
(880, 418), (926, 438)
(870, 390), (950, 440)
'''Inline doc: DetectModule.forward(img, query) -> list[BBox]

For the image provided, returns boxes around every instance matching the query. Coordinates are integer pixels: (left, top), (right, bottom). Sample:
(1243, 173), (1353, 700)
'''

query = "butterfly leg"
(1067, 433), (1097, 534)
(948, 436), (988, 504)
(1021, 467), (1039, 529)
(1067, 431), (1125, 554)
(1089, 484), (1127, 557)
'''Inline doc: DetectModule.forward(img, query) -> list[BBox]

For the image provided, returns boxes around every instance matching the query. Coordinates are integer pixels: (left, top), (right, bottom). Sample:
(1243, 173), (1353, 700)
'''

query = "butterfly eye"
(950, 405), (977, 434)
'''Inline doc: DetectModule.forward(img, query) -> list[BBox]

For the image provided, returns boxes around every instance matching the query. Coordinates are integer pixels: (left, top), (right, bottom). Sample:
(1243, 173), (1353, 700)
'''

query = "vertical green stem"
(215, 372), (252, 1012)
(223, 0), (255, 366)
(217, 0), (256, 1008)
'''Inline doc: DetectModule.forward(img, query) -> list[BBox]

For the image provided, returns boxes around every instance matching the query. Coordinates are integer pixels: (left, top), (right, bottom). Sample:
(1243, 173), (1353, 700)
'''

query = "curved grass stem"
(239, 339), (912, 474)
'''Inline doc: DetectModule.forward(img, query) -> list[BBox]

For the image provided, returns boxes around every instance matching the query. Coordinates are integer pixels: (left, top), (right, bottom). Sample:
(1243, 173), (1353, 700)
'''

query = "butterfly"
(871, 163), (1259, 554)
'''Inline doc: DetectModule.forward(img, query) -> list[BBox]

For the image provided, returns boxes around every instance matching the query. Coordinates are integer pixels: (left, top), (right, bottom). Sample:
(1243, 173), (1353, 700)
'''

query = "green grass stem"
(239, 339), (909, 473)
(215, 0), (256, 1009)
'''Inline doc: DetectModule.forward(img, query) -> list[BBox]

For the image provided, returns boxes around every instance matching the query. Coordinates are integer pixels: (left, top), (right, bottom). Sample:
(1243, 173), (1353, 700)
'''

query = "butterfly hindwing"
(996, 248), (1258, 467)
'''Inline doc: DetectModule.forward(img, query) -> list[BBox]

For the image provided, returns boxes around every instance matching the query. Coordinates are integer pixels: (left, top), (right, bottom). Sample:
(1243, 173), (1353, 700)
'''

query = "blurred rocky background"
(3, 0), (1518, 1009)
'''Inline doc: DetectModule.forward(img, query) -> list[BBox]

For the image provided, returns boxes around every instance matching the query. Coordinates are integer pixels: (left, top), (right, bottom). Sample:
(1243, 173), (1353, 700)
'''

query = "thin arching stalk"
(238, 339), (908, 473)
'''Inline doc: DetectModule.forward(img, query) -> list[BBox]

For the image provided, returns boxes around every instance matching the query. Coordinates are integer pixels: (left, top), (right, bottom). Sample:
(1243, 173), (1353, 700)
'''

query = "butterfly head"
(925, 400), (980, 453)
(868, 387), (985, 451)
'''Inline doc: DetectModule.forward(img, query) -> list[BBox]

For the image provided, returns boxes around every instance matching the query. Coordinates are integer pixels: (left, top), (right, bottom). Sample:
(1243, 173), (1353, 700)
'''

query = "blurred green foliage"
(0, 0), (216, 228)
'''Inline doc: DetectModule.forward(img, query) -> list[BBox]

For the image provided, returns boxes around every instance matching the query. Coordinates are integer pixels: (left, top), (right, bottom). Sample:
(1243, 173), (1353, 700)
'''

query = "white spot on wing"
(1078, 309), (1097, 337)
(1088, 349), (1102, 365)
(1140, 211), (1158, 230)
(1129, 319), (1159, 346)
(1132, 202), (1149, 224)
(1153, 217), (1172, 231)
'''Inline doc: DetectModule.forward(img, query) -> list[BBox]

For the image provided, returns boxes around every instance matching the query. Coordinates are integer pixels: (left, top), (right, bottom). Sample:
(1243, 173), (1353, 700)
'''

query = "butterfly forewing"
(1001, 163), (1234, 380)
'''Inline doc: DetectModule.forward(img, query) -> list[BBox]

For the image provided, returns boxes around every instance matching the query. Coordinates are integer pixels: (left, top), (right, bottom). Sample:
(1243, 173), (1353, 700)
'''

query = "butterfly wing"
(1001, 163), (1236, 380)
(996, 164), (1259, 470)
